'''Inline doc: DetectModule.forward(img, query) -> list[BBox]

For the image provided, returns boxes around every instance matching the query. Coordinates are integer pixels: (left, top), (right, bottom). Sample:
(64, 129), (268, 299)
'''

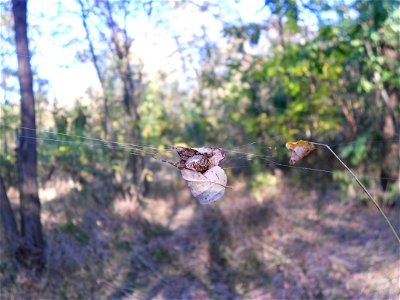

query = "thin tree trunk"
(102, 0), (145, 200)
(104, 0), (135, 115)
(0, 175), (20, 258)
(78, 0), (110, 137)
(12, 0), (45, 268)
(364, 36), (400, 196)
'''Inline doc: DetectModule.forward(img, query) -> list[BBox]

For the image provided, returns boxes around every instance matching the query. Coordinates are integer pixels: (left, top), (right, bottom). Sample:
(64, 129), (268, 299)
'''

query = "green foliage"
(333, 171), (357, 202)
(114, 240), (132, 251)
(59, 219), (89, 245)
(340, 134), (370, 165)
(385, 184), (399, 206)
(0, 104), (18, 185)
(1, 0), (398, 200)
(251, 172), (278, 201)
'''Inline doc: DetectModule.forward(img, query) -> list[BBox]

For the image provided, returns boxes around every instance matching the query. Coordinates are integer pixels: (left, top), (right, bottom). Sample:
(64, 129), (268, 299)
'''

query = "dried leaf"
(185, 155), (209, 173)
(175, 146), (199, 161)
(161, 146), (229, 203)
(181, 166), (228, 204)
(286, 140), (315, 165)
(174, 146), (226, 173)
(207, 148), (226, 168)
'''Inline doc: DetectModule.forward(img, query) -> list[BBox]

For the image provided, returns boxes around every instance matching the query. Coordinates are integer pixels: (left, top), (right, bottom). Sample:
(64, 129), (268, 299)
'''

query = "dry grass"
(0, 175), (399, 299)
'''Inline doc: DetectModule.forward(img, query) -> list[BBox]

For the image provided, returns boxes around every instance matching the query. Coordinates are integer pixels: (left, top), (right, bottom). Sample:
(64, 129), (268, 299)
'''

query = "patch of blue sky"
(27, 0), (267, 106)
(1, 0), (359, 107)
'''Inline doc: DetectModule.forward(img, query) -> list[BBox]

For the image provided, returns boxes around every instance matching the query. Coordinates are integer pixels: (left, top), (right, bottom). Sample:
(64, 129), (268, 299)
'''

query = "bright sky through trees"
(0, 0), (352, 107)
(3, 0), (268, 106)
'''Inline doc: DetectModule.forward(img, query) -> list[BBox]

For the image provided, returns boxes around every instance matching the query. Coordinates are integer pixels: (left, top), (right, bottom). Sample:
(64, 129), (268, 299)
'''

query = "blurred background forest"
(0, 0), (399, 299)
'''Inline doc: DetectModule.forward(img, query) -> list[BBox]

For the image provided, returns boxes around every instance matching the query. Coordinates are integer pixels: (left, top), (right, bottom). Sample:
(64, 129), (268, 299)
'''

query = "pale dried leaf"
(208, 148), (225, 168)
(181, 166), (227, 204)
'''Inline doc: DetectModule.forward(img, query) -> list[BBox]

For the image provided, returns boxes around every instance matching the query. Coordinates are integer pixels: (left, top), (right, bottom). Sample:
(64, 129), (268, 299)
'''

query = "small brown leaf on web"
(185, 155), (209, 173)
(174, 146), (226, 172)
(285, 140), (316, 165)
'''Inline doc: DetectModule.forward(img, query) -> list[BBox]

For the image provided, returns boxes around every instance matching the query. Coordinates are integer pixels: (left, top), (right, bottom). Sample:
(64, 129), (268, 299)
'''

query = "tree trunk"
(12, 0), (45, 268)
(103, 0), (145, 200)
(0, 175), (20, 258)
(78, 0), (110, 137)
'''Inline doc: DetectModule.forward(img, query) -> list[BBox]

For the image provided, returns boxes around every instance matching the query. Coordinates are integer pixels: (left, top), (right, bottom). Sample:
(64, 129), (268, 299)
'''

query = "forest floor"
(1, 174), (399, 299)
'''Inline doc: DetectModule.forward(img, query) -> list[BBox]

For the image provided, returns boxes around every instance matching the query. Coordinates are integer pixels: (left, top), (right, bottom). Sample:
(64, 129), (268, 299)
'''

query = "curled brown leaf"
(174, 146), (226, 173)
(285, 140), (316, 165)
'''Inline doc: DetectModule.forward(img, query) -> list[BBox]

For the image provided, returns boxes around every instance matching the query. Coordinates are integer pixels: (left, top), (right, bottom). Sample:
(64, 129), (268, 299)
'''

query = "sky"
(0, 0), (346, 108)
(5, 0), (267, 107)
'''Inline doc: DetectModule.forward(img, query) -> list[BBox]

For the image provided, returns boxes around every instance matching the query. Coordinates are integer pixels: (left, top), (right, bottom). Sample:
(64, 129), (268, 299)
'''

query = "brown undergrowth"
(0, 174), (399, 299)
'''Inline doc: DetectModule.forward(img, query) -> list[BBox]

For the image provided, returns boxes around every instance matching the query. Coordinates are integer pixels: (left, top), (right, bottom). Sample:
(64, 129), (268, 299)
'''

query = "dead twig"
(311, 142), (400, 245)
